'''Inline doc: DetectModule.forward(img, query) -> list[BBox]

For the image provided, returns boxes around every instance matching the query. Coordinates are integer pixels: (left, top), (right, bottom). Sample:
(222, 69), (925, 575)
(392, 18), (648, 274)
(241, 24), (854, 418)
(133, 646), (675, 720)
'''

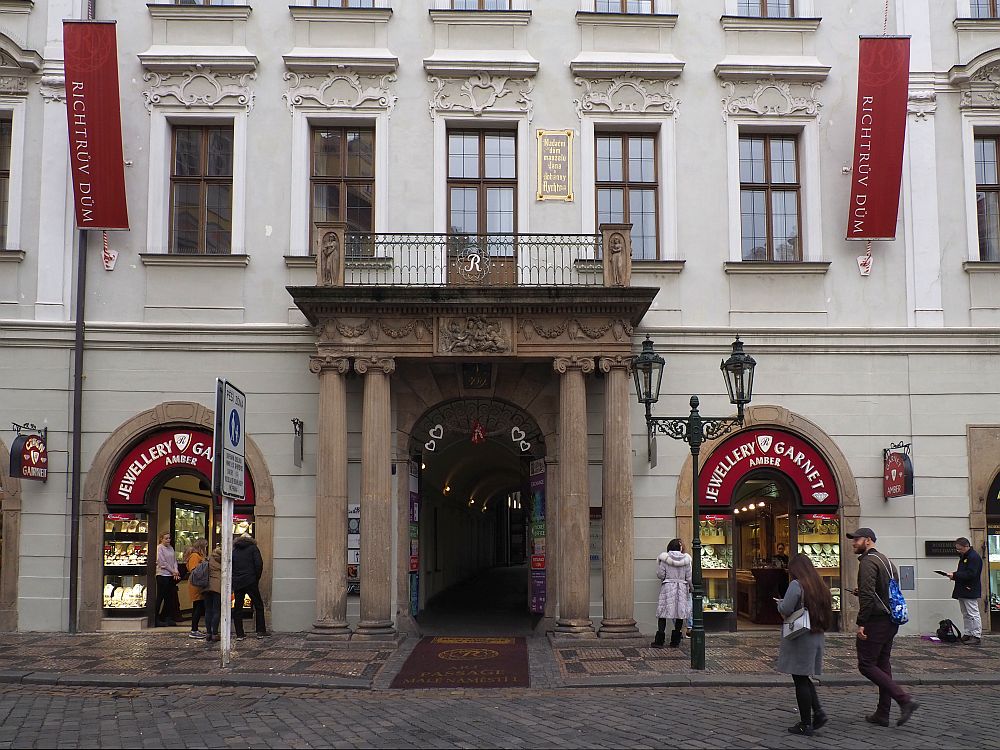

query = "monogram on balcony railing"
(338, 232), (605, 287)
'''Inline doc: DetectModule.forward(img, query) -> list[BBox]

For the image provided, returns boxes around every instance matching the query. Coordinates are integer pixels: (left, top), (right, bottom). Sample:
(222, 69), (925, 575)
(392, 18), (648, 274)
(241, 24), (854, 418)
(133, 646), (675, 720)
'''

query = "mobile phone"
(934, 570), (949, 576)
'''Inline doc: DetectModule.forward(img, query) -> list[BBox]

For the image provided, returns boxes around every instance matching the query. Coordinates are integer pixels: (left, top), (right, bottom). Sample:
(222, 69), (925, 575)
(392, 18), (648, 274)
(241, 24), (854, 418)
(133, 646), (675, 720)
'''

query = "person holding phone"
(948, 537), (983, 645)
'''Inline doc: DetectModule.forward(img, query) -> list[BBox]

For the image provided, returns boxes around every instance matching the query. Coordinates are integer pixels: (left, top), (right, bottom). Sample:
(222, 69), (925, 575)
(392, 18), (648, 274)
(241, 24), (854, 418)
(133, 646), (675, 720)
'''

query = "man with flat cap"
(847, 527), (919, 727)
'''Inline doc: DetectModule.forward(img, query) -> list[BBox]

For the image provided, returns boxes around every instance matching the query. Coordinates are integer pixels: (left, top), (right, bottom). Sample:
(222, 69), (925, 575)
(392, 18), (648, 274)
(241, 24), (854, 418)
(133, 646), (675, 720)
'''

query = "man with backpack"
(948, 537), (983, 646)
(847, 527), (919, 728)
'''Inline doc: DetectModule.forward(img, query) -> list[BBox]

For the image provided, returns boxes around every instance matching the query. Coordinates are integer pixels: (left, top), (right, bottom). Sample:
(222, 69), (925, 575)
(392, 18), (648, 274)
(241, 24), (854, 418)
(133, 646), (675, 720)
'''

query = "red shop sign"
(9, 434), (48, 482)
(883, 451), (914, 499)
(699, 429), (840, 509)
(107, 428), (254, 506)
(530, 555), (546, 570)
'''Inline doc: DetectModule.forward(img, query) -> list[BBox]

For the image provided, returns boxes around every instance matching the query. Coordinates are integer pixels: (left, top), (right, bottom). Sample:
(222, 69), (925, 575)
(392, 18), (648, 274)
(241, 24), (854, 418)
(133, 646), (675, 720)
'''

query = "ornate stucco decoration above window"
(519, 318), (633, 343)
(428, 73), (534, 121)
(142, 67), (257, 113)
(572, 74), (680, 120)
(282, 71), (397, 115)
(0, 39), (42, 100)
(958, 64), (1000, 109)
(720, 77), (822, 121)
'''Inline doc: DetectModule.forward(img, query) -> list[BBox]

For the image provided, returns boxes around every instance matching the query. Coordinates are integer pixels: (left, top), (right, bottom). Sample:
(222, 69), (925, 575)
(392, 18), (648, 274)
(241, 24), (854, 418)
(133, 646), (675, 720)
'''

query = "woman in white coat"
(651, 538), (692, 648)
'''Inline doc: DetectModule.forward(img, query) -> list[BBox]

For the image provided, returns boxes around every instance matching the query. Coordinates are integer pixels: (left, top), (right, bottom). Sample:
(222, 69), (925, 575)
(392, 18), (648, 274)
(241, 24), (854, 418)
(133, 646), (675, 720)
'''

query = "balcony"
(340, 232), (604, 287)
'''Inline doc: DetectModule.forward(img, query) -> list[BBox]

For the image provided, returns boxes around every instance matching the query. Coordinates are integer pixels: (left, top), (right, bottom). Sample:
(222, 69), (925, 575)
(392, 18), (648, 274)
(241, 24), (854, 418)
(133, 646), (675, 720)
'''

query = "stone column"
(354, 356), (397, 640)
(598, 356), (639, 638)
(310, 355), (351, 639)
(553, 356), (595, 637)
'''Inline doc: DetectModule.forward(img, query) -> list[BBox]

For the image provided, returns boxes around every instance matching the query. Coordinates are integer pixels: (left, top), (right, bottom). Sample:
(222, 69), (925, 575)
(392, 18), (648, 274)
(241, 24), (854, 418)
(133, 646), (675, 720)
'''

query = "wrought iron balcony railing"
(342, 232), (604, 287)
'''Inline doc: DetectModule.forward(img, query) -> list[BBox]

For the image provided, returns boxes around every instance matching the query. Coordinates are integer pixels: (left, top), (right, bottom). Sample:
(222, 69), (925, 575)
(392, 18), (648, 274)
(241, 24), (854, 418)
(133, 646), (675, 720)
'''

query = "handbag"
(782, 607), (811, 640)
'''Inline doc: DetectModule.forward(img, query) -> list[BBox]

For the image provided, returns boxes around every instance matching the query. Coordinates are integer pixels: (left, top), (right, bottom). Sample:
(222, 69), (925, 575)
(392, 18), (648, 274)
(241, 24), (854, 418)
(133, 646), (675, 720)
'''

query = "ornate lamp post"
(632, 336), (757, 670)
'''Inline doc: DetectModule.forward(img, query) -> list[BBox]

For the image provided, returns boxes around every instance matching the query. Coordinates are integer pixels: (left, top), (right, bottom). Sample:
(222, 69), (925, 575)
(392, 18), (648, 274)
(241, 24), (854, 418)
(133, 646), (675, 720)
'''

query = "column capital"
(553, 355), (595, 375)
(598, 355), (632, 374)
(309, 354), (350, 376)
(355, 356), (396, 376)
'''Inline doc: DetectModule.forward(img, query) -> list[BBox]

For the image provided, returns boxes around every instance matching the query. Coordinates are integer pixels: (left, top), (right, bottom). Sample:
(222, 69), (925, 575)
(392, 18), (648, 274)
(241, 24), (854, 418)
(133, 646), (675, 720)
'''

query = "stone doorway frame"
(675, 404), (862, 629)
(0, 437), (21, 631)
(393, 363), (561, 634)
(79, 401), (275, 632)
(967, 425), (999, 615)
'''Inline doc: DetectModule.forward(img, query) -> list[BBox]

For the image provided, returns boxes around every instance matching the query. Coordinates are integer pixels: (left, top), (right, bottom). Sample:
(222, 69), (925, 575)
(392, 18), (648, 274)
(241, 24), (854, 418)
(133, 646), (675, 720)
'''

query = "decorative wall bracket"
(142, 66), (257, 112)
(283, 70), (397, 114)
(573, 74), (679, 119)
(428, 73), (534, 121)
(720, 77), (822, 120)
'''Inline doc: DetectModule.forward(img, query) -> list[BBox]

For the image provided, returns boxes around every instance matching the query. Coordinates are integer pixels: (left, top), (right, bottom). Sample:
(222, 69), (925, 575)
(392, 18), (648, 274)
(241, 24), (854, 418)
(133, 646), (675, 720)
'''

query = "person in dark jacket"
(232, 534), (267, 640)
(948, 537), (983, 645)
(847, 528), (919, 728)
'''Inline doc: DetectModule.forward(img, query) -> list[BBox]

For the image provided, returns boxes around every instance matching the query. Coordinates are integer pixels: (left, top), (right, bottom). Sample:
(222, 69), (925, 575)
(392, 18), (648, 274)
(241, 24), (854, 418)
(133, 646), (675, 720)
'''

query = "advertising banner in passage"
(845, 36), (910, 241)
(63, 21), (129, 230)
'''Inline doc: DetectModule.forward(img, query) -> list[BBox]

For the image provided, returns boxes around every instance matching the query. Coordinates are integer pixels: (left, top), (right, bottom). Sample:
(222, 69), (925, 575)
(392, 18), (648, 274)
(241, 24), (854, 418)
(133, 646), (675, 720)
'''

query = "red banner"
(698, 429), (840, 509)
(63, 21), (129, 230)
(846, 36), (910, 241)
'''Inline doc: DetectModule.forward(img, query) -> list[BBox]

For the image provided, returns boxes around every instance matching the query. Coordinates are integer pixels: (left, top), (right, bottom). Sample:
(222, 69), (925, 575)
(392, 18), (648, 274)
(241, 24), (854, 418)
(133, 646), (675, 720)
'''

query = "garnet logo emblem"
(756, 435), (773, 453)
(174, 433), (191, 452)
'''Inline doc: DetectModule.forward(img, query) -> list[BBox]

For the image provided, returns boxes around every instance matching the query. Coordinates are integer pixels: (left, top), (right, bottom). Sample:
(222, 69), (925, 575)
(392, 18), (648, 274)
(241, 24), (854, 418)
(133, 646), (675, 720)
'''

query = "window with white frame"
(595, 0), (653, 12)
(596, 132), (658, 259)
(312, 0), (378, 6)
(169, 125), (234, 254)
(168, 0), (237, 5)
(0, 116), (10, 249)
(970, 0), (1000, 17)
(737, 0), (793, 17)
(452, 0), (511, 9)
(975, 135), (1000, 261)
(447, 129), (517, 241)
(739, 133), (801, 261)
(310, 126), (375, 249)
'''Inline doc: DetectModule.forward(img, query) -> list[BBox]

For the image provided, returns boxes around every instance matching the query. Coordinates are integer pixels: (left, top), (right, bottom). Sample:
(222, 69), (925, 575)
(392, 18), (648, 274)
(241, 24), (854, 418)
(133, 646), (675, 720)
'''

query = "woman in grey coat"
(650, 538), (692, 648)
(775, 553), (833, 736)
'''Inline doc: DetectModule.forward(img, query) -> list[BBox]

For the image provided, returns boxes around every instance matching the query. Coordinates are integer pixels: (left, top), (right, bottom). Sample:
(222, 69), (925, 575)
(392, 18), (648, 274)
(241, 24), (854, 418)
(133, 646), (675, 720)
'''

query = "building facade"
(0, 0), (999, 637)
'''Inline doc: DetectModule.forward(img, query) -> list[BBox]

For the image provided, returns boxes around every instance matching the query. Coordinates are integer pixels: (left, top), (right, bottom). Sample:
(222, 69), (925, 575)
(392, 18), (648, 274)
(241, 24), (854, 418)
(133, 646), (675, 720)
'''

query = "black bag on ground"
(936, 618), (962, 643)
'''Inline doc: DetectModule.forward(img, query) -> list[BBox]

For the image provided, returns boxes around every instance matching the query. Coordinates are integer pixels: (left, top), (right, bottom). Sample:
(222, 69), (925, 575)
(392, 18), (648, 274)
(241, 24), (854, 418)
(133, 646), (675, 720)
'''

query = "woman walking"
(203, 545), (223, 645)
(184, 538), (209, 639)
(154, 532), (180, 627)
(776, 553), (833, 736)
(651, 538), (692, 648)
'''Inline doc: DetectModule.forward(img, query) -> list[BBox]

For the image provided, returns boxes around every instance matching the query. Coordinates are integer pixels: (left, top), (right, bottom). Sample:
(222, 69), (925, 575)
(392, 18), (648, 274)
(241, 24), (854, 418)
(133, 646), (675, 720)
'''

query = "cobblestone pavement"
(0, 682), (992, 748)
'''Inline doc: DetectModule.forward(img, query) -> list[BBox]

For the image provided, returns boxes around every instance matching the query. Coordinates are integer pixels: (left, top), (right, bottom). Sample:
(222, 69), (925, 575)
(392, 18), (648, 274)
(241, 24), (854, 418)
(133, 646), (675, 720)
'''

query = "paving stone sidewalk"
(0, 631), (994, 690)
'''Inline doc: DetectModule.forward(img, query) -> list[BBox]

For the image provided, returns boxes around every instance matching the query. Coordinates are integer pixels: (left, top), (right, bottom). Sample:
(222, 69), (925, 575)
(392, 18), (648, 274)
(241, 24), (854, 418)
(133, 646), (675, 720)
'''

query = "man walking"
(948, 537), (983, 646)
(847, 528), (919, 727)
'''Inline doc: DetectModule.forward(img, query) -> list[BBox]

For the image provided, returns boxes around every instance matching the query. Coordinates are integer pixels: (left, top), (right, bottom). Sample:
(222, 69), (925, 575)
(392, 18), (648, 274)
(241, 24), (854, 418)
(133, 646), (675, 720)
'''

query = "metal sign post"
(213, 378), (246, 667)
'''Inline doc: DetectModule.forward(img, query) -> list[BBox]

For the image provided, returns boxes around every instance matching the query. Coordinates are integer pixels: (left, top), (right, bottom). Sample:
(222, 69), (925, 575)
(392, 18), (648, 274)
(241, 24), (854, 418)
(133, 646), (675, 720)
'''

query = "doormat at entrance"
(390, 636), (529, 689)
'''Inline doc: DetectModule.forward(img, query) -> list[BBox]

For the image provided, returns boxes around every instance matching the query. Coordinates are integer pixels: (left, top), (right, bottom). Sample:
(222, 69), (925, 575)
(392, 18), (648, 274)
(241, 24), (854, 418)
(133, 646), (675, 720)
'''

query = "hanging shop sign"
(10, 433), (48, 482)
(699, 429), (840, 508)
(536, 129), (574, 202)
(883, 445), (914, 499)
(845, 36), (910, 241)
(62, 21), (129, 230)
(107, 427), (255, 506)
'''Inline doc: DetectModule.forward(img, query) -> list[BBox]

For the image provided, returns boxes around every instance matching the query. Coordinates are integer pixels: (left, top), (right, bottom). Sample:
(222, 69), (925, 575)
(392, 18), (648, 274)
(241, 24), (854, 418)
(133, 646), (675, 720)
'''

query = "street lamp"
(632, 335), (757, 670)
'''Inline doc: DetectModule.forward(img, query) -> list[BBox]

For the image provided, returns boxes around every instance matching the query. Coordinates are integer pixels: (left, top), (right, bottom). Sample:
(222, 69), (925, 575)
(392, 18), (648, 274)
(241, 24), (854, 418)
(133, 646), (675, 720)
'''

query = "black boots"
(669, 629), (682, 647)
(650, 630), (666, 648)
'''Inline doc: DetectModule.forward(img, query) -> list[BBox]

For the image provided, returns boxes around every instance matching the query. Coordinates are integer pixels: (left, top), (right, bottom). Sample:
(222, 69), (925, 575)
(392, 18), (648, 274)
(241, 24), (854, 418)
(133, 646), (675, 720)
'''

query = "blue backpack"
(874, 554), (909, 626)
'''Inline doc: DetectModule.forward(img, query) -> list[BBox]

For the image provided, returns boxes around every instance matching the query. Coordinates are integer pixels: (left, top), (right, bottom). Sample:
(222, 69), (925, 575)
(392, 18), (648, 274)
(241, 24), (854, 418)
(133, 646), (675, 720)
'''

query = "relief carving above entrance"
(439, 317), (512, 355)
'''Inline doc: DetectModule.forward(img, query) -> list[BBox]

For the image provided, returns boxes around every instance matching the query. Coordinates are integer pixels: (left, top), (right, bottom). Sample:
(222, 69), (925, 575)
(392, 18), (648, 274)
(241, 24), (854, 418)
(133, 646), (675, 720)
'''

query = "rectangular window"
(310, 126), (375, 250)
(739, 134), (801, 261)
(976, 136), (1000, 261)
(595, 0), (653, 12)
(0, 116), (10, 250)
(169, 125), (234, 255)
(971, 0), (1000, 18)
(447, 130), (517, 251)
(171, 0), (237, 5)
(313, 0), (377, 7)
(452, 0), (511, 9)
(737, 0), (793, 17)
(595, 132), (658, 259)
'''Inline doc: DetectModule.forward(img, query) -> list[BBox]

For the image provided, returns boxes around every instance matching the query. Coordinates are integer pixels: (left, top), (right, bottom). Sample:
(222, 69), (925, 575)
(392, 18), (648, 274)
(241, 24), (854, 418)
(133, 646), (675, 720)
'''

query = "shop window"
(447, 129), (517, 250)
(975, 136), (1000, 261)
(971, 0), (1000, 18)
(987, 473), (1000, 630)
(103, 514), (150, 614)
(595, 0), (653, 12)
(310, 126), (375, 253)
(169, 125), (234, 255)
(595, 132), (659, 259)
(739, 133), (801, 262)
(700, 514), (734, 616)
(737, 0), (793, 17)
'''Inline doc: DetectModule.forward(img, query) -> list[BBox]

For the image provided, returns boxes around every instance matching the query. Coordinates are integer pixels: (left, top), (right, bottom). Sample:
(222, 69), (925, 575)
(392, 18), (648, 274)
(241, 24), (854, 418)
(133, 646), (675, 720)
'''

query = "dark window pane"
(312, 184), (341, 225)
(978, 191), (1000, 261)
(597, 188), (625, 225)
(346, 184), (374, 232)
(0, 120), (12, 172)
(596, 136), (623, 182)
(449, 133), (479, 179)
(207, 128), (233, 177)
(739, 137), (765, 183)
(628, 136), (655, 183)
(770, 190), (799, 261)
(769, 138), (797, 184)
(313, 130), (343, 177)
(741, 189), (767, 261)
(485, 132), (516, 179)
(450, 187), (478, 234)
(173, 128), (202, 177)
(629, 189), (656, 259)
(346, 130), (375, 178)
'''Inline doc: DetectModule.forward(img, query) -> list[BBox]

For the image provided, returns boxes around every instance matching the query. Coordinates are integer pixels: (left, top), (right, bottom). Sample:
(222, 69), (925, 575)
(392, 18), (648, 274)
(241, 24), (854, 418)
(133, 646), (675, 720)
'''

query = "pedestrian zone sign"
(214, 379), (246, 500)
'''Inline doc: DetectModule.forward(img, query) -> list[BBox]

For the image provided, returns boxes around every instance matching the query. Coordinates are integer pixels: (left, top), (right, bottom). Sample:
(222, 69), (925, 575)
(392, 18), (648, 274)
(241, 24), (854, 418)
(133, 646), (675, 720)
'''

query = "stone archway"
(675, 404), (862, 628)
(79, 401), (275, 632)
(392, 362), (561, 633)
(0, 437), (21, 631)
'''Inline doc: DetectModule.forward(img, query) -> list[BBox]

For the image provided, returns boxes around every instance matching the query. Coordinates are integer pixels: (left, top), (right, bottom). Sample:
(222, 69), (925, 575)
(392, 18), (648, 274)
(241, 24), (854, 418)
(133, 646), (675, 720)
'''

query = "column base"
(308, 621), (352, 641)
(553, 618), (594, 638)
(353, 620), (397, 641)
(598, 619), (640, 639)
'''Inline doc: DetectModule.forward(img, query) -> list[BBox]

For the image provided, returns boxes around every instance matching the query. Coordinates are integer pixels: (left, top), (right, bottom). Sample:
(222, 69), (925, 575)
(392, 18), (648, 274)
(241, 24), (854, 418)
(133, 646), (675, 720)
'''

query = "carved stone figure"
(317, 230), (341, 287)
(608, 232), (626, 287)
(440, 317), (510, 354)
